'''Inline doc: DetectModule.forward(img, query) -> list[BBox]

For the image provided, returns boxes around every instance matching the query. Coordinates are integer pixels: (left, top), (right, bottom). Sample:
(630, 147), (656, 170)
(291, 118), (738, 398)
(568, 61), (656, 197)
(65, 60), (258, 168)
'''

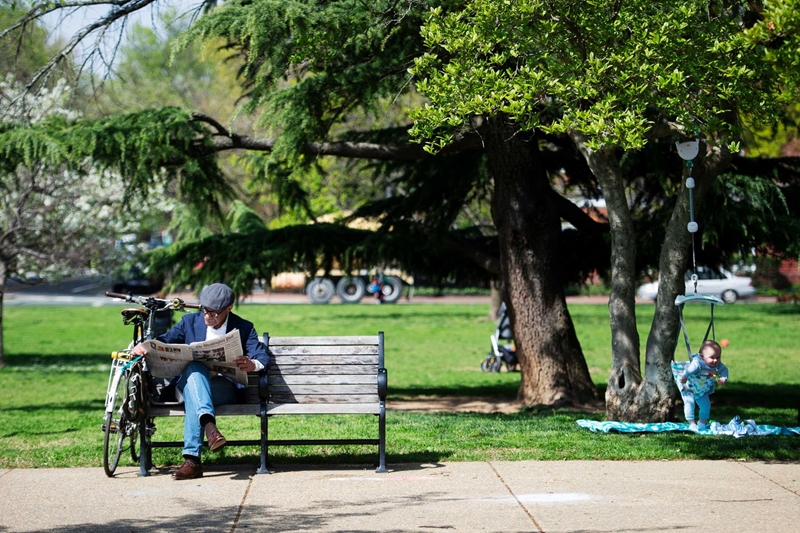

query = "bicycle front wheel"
(103, 370), (131, 477)
(103, 410), (127, 477)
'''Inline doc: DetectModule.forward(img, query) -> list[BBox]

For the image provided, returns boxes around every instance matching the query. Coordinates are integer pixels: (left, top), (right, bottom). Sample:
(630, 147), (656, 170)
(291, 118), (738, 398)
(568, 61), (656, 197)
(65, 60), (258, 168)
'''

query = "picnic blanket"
(577, 417), (800, 437)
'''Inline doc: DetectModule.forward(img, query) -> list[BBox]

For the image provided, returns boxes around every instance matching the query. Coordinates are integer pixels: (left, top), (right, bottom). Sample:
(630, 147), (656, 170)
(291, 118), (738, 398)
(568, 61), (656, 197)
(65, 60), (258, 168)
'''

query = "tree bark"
(489, 278), (504, 321)
(486, 116), (599, 407)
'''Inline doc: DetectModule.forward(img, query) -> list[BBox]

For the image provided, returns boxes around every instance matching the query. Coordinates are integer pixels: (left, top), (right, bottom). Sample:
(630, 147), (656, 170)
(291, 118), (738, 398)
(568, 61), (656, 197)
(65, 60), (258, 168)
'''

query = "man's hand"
(130, 343), (147, 356)
(235, 356), (255, 372)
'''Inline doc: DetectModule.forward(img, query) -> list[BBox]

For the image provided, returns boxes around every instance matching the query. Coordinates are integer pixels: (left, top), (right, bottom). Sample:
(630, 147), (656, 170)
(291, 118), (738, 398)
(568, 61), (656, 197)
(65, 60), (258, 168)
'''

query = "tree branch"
(552, 191), (607, 234)
(207, 129), (484, 161)
(444, 233), (501, 275)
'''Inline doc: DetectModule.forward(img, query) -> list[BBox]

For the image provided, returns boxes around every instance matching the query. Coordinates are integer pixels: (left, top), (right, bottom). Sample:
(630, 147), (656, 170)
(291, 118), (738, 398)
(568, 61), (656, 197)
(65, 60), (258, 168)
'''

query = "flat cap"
(199, 283), (235, 310)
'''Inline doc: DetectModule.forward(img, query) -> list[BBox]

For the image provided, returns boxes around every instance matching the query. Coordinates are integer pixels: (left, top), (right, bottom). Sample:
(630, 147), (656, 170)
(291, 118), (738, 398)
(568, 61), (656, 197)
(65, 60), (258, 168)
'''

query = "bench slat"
(150, 404), (261, 417)
(270, 346), (379, 356)
(270, 364), (378, 375)
(268, 336), (379, 346)
(270, 384), (376, 395)
(271, 355), (378, 365)
(269, 374), (376, 385)
(267, 403), (381, 415)
(270, 393), (379, 403)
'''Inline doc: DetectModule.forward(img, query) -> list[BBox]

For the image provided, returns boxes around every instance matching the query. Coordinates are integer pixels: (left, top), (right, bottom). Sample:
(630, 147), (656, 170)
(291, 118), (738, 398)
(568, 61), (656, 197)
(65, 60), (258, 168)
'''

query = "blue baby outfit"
(672, 354), (729, 423)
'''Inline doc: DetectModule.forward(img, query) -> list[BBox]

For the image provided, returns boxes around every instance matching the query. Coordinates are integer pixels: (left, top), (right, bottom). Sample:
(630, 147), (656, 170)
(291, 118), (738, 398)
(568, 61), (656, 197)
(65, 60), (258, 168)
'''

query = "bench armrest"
(377, 367), (388, 400)
(257, 372), (269, 401)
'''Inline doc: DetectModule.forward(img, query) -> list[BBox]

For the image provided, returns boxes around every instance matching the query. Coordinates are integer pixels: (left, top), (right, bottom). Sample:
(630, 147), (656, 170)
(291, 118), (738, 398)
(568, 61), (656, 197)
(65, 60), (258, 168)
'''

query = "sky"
(41, 4), (149, 74)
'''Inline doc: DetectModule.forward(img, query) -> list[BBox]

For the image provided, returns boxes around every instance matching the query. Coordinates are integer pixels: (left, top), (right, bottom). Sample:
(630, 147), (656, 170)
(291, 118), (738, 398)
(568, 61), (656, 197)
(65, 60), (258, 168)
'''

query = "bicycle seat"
(121, 308), (150, 322)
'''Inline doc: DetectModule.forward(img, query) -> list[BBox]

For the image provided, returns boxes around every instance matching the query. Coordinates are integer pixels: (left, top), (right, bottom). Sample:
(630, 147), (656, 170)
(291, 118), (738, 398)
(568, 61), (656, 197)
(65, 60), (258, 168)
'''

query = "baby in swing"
(678, 340), (729, 431)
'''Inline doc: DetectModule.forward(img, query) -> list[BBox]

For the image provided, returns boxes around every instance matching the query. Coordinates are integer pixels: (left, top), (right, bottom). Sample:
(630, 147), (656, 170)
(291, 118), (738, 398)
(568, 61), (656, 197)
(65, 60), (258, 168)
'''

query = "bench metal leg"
(257, 403), (270, 474)
(138, 420), (151, 477)
(375, 403), (387, 473)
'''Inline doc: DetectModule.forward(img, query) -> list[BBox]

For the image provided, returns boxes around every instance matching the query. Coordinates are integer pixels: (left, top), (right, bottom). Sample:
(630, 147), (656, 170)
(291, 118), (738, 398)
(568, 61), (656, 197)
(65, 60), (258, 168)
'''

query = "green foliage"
(697, 172), (800, 262)
(178, 0), (428, 156)
(410, 0), (787, 151)
(744, 0), (800, 99)
(0, 107), (230, 212)
(0, 4), (65, 83)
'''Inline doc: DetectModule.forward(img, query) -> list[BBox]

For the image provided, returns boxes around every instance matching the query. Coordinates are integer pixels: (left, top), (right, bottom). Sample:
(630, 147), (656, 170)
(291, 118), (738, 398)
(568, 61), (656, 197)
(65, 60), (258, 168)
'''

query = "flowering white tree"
(0, 75), (172, 366)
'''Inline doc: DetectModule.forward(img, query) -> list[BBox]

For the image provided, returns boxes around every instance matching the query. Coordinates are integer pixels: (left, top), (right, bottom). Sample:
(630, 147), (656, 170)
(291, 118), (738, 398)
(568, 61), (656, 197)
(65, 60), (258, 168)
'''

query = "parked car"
(637, 266), (756, 303)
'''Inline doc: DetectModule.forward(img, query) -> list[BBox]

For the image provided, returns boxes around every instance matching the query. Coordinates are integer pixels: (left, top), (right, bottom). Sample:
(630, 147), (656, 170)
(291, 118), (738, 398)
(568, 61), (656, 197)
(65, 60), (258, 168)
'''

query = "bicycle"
(101, 291), (198, 477)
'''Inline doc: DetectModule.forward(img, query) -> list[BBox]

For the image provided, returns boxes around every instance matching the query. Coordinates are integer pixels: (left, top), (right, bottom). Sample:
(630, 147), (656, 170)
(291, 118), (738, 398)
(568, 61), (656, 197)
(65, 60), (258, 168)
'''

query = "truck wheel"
(336, 277), (366, 303)
(380, 276), (404, 303)
(306, 278), (335, 304)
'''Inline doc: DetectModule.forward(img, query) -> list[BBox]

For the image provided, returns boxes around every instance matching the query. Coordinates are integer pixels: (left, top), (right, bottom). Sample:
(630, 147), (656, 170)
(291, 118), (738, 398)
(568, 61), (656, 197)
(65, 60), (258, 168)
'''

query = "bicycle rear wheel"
(129, 425), (139, 463)
(125, 363), (147, 464)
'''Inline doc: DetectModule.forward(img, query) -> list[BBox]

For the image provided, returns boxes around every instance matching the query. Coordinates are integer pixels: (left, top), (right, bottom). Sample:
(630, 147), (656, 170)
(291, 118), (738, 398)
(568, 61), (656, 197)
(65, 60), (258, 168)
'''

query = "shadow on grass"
(714, 382), (800, 409)
(1, 398), (105, 414)
(391, 383), (519, 399)
(393, 381), (798, 408)
(1, 426), (83, 439)
(3, 352), (109, 369)
(763, 304), (800, 316)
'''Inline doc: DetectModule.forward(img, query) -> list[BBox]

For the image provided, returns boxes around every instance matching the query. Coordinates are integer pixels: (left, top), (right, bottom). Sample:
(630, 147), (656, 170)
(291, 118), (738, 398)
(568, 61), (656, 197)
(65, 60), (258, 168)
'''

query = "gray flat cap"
(199, 283), (235, 310)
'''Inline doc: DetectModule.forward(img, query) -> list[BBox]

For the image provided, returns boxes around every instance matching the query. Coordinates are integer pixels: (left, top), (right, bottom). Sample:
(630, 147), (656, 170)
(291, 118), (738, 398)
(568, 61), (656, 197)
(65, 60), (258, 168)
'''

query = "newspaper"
(141, 329), (248, 386)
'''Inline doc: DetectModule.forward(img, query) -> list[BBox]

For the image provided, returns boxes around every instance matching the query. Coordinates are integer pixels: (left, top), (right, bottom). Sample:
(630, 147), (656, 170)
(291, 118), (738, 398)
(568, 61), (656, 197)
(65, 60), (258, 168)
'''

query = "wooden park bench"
(141, 332), (388, 475)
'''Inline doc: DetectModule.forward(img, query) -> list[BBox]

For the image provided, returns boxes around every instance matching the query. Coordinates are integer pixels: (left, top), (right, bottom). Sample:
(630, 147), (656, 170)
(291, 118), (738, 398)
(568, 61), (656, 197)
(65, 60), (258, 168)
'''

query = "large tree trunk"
(485, 116), (598, 407)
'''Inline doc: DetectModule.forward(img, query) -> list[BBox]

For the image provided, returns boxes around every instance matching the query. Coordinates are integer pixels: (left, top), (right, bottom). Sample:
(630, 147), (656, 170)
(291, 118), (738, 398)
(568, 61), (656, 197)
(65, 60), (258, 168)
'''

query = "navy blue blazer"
(157, 311), (269, 369)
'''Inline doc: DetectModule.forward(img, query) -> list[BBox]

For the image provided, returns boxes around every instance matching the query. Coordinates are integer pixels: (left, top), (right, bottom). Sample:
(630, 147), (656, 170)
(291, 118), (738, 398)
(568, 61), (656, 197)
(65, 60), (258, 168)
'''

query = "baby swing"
(670, 138), (725, 395)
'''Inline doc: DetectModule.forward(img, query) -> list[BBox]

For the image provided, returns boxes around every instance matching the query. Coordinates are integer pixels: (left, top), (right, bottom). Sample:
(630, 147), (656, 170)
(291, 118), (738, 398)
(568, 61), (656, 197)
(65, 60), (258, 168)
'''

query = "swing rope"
(686, 160), (698, 295)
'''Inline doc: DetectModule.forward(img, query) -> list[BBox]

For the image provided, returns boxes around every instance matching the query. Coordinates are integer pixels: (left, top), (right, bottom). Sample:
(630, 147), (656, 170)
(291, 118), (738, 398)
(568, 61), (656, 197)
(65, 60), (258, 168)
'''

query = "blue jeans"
(176, 362), (237, 458)
(681, 389), (711, 422)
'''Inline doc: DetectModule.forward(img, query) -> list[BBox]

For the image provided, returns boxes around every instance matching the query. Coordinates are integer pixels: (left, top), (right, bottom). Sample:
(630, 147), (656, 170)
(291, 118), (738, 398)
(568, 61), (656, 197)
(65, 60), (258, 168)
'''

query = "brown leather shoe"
(205, 423), (227, 452)
(171, 459), (203, 480)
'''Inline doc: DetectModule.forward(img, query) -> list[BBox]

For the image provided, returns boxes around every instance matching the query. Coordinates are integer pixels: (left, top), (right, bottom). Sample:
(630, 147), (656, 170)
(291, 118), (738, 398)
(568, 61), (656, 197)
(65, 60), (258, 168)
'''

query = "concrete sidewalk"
(1, 461), (798, 532)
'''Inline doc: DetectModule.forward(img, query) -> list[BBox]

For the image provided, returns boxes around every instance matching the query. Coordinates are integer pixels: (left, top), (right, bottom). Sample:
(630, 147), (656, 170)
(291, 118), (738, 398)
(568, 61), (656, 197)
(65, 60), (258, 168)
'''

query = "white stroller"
(480, 302), (519, 372)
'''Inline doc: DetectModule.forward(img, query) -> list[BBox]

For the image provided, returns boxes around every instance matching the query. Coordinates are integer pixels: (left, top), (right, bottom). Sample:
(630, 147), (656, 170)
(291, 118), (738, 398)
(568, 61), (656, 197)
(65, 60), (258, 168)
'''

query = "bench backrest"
(263, 332), (385, 415)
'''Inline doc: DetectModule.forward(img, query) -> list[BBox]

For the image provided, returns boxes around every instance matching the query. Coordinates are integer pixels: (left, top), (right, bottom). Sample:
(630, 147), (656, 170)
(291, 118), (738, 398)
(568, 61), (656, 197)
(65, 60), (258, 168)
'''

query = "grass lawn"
(1, 302), (798, 469)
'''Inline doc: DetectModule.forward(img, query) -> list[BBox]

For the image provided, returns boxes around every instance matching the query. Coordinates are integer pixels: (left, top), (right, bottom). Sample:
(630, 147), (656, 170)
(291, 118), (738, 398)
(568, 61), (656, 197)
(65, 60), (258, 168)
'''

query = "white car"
(637, 266), (756, 303)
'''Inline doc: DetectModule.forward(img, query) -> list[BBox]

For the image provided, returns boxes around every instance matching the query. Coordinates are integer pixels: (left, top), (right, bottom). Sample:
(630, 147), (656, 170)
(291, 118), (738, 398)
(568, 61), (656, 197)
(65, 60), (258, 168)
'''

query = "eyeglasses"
(201, 307), (226, 318)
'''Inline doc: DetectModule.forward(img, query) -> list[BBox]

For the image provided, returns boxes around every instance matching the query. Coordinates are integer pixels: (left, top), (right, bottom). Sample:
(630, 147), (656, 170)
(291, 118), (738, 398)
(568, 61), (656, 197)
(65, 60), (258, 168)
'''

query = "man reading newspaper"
(131, 283), (269, 480)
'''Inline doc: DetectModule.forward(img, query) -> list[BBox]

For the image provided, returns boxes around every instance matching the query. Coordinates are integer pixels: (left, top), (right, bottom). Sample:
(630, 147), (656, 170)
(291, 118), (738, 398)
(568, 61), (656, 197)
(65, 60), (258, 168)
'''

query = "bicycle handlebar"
(104, 291), (200, 310)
